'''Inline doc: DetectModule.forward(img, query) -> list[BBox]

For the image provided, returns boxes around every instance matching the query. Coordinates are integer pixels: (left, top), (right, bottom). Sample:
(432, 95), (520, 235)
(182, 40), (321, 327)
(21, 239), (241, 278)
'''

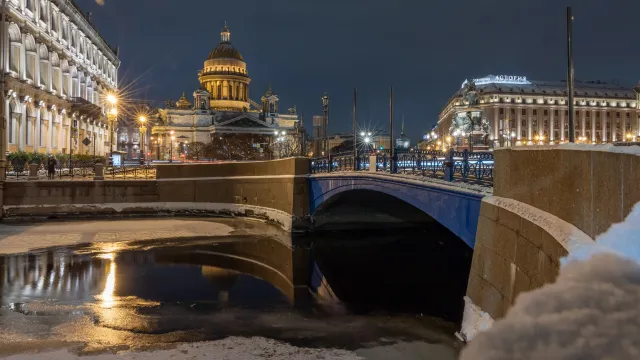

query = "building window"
(533, 109), (537, 115)
(544, 120), (548, 128)
(616, 112), (620, 118)
(565, 110), (568, 116)
(544, 110), (548, 116)
(596, 112), (600, 118)
(521, 109), (526, 115)
(626, 112), (630, 118)
(532, 120), (538, 128)
(521, 130), (526, 138)
(554, 131), (559, 139)
(521, 119), (526, 126)
(586, 112), (590, 117)
(554, 110), (559, 116)
(554, 119), (559, 128)
(499, 108), (504, 115)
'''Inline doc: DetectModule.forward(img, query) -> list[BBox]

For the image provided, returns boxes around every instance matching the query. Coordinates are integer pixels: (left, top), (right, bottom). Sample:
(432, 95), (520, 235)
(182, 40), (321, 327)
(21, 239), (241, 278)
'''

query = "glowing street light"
(106, 93), (117, 105)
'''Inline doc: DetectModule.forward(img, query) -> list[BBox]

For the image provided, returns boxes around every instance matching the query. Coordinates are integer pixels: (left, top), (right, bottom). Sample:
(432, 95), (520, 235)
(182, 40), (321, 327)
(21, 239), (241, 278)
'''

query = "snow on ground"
(510, 143), (640, 155)
(459, 202), (640, 360)
(0, 219), (234, 255)
(1, 337), (363, 360)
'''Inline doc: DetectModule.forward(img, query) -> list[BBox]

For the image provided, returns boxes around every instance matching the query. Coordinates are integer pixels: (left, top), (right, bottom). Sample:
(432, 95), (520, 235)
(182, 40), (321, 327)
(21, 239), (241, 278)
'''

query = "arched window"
(8, 23), (21, 75)
(39, 0), (47, 22)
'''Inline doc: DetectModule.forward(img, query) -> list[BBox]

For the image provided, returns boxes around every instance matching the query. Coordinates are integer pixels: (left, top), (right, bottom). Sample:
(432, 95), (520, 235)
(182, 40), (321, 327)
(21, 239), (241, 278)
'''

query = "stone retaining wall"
(1, 158), (310, 231)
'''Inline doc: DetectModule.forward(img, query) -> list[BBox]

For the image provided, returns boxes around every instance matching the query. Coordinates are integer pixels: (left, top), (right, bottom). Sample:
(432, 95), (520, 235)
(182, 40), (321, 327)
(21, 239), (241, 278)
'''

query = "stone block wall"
(467, 200), (569, 320)
(494, 147), (640, 239)
(1, 158), (310, 228)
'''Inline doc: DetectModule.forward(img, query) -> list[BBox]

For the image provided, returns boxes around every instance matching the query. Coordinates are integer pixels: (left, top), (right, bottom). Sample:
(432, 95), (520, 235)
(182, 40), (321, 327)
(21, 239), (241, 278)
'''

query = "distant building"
(3, 0), (119, 157)
(438, 74), (640, 146)
(151, 24), (298, 160)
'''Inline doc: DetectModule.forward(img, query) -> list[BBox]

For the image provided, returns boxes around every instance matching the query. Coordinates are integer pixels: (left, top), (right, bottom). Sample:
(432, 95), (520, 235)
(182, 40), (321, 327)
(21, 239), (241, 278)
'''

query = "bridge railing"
(311, 149), (494, 186)
(5, 162), (158, 181)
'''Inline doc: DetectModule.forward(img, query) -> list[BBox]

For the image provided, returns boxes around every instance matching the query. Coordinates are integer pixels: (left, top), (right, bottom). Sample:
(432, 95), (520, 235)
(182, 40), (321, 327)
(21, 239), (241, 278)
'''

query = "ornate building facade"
(1, 0), (119, 157)
(438, 75), (640, 146)
(152, 24), (299, 160)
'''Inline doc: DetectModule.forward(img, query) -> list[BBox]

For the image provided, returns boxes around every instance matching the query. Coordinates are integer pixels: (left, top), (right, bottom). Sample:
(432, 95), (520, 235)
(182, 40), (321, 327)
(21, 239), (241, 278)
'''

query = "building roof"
(207, 24), (244, 61)
(460, 75), (635, 99)
(207, 43), (244, 61)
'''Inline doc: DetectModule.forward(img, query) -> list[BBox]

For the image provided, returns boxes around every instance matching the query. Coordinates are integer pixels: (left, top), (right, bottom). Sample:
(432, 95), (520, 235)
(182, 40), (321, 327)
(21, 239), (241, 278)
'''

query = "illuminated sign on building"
(461, 75), (531, 88)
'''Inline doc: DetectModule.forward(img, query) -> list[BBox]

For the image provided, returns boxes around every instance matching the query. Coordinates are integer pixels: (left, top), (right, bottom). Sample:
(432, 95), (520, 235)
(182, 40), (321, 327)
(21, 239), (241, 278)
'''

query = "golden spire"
(401, 115), (405, 135)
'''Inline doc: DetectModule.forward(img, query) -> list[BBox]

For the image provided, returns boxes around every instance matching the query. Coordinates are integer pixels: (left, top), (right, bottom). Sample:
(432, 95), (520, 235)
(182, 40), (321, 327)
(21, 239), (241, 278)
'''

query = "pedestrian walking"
(47, 157), (56, 180)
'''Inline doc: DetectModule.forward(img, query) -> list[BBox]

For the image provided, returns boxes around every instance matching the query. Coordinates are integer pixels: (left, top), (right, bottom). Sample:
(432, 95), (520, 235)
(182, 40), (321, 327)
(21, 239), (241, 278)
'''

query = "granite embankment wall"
(1, 158), (310, 231)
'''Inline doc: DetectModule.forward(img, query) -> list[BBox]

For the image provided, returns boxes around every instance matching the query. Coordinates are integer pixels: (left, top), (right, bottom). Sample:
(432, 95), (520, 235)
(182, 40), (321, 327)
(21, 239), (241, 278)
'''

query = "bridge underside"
(312, 189), (438, 231)
(309, 175), (485, 248)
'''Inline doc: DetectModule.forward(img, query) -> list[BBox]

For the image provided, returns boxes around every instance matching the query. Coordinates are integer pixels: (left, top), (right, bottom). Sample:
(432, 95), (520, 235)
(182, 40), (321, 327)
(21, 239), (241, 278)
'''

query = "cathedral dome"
(207, 24), (244, 61)
(207, 43), (244, 61)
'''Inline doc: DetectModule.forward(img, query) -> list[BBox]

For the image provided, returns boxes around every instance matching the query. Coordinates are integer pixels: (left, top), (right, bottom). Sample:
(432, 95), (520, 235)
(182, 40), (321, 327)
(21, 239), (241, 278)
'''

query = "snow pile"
(459, 203), (640, 360)
(3, 337), (364, 360)
(510, 143), (640, 156)
(458, 296), (494, 342)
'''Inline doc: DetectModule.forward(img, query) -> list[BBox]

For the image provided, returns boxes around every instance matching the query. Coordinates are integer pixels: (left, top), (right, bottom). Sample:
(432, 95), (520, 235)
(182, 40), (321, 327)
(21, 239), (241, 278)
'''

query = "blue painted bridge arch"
(309, 174), (487, 248)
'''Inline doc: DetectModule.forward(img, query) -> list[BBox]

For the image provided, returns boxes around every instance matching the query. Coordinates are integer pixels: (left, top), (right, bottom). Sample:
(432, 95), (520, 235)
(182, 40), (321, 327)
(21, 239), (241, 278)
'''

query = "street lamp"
(139, 115), (147, 164)
(322, 93), (329, 157)
(105, 95), (118, 164)
(169, 130), (175, 163)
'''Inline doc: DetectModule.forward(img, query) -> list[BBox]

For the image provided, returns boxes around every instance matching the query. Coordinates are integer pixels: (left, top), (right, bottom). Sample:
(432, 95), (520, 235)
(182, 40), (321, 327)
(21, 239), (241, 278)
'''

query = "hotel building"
(438, 75), (640, 145)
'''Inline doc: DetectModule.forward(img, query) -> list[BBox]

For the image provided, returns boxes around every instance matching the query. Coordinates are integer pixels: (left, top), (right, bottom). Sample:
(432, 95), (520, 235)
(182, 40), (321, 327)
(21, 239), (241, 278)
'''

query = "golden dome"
(176, 92), (191, 109)
(207, 23), (244, 61)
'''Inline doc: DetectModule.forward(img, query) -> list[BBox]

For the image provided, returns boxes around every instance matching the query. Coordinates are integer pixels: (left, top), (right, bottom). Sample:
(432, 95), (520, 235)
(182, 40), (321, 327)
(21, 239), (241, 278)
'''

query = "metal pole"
(300, 111), (305, 156)
(0, 0), (6, 185)
(323, 104), (328, 157)
(389, 86), (394, 173)
(567, 6), (575, 143)
(353, 87), (357, 170)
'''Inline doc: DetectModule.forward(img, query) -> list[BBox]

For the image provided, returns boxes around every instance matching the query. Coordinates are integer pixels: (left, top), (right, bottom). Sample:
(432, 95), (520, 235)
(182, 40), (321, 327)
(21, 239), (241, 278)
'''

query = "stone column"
(601, 109), (607, 142)
(516, 107), (522, 141)
(527, 108), (532, 141)
(493, 106), (499, 141)
(550, 108), (555, 142)
(591, 110), (596, 142)
(560, 108), (566, 141)
(580, 109), (586, 137)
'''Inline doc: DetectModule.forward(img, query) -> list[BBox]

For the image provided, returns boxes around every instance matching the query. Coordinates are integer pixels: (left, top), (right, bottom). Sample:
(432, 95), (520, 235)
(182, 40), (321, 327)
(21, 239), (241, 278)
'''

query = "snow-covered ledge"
(2, 202), (296, 232)
(459, 196), (594, 342)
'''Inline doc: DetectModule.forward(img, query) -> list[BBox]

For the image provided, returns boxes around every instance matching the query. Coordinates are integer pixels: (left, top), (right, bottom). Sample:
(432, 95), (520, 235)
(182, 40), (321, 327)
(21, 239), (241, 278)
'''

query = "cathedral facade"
(151, 24), (299, 160)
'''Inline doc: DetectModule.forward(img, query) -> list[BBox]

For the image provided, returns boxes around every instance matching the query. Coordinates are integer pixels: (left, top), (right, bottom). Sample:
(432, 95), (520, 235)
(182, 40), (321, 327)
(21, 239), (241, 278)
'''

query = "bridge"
(1, 145), (637, 340)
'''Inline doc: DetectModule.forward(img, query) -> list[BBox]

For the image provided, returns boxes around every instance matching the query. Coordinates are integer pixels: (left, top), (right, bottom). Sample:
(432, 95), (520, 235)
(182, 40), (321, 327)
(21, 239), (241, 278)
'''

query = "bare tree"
(186, 142), (208, 161)
(211, 134), (270, 160)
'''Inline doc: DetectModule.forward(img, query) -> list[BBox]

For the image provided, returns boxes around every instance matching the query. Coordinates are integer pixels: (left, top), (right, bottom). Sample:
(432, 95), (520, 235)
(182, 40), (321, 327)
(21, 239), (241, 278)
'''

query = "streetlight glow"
(106, 93), (117, 105)
(139, 115), (146, 123)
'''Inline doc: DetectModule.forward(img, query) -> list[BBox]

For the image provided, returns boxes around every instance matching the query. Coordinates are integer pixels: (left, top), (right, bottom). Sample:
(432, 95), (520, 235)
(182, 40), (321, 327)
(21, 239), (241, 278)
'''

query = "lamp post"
(138, 115), (146, 164)
(169, 130), (175, 163)
(0, 0), (7, 185)
(106, 94), (118, 165)
(322, 93), (329, 158)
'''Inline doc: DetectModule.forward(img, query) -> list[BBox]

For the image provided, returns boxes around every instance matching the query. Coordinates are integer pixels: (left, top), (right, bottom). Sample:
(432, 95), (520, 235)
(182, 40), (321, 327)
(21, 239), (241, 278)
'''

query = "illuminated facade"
(2, 0), (119, 156)
(438, 75), (640, 145)
(153, 24), (298, 159)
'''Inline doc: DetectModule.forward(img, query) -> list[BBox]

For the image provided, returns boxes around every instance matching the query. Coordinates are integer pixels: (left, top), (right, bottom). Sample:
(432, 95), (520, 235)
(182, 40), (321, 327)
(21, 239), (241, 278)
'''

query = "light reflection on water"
(0, 233), (464, 359)
(97, 253), (116, 309)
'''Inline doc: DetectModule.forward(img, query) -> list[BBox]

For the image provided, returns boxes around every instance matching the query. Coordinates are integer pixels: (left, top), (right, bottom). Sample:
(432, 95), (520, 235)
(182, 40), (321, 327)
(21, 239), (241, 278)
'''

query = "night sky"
(80, 0), (640, 142)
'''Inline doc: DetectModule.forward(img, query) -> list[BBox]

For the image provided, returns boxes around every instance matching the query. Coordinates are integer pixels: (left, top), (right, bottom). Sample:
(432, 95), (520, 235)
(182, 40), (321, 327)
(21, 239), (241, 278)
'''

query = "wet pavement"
(0, 218), (466, 359)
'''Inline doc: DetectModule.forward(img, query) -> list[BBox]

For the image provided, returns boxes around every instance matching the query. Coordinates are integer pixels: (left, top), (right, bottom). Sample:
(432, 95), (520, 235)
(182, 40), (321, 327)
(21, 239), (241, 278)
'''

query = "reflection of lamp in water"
(201, 266), (239, 305)
(98, 253), (116, 308)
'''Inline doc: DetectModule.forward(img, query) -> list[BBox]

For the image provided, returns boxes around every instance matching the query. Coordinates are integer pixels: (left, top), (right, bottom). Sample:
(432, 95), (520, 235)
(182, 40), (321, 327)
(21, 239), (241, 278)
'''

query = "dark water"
(0, 219), (470, 358)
